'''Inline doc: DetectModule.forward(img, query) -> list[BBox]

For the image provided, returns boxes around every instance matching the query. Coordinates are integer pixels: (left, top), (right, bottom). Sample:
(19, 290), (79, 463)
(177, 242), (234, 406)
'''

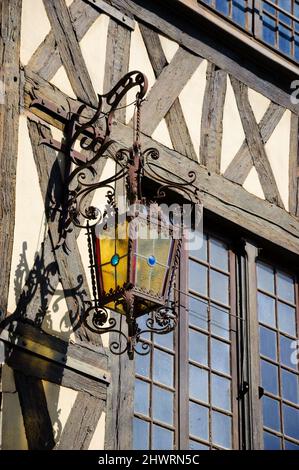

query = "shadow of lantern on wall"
(30, 71), (201, 358)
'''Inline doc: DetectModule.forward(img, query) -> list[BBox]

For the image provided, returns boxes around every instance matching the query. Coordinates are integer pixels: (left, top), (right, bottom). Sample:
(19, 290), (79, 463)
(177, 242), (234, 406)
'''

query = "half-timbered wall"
(1, 0), (299, 450)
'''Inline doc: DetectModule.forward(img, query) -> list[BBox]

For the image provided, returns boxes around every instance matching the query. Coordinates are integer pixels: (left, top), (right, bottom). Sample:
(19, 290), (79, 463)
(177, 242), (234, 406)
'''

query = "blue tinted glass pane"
(277, 271), (294, 303)
(280, 335), (297, 370)
(133, 418), (149, 450)
(283, 404), (299, 440)
(211, 374), (231, 411)
(189, 260), (208, 296)
(191, 233), (207, 262)
(189, 296), (208, 331)
(260, 326), (277, 360)
(210, 238), (228, 271)
(189, 402), (209, 440)
(264, 431), (281, 450)
(153, 349), (173, 387)
(152, 425), (173, 450)
(136, 352), (150, 377)
(153, 386), (173, 425)
(278, 0), (291, 26)
(279, 24), (292, 55)
(154, 330), (174, 350)
(263, 396), (281, 432)
(189, 329), (208, 366)
(257, 262), (275, 293)
(263, 1), (275, 15)
(211, 304), (230, 340)
(285, 440), (299, 450)
(261, 360), (279, 395)
(189, 440), (209, 450)
(277, 302), (296, 337)
(211, 338), (230, 375)
(295, 34), (299, 61)
(210, 270), (229, 305)
(212, 411), (232, 449)
(263, 14), (276, 47)
(135, 379), (149, 416)
(295, 3), (299, 32)
(189, 365), (209, 403)
(258, 293), (276, 327)
(281, 369), (299, 404)
(215, 0), (229, 15)
(232, 0), (247, 28)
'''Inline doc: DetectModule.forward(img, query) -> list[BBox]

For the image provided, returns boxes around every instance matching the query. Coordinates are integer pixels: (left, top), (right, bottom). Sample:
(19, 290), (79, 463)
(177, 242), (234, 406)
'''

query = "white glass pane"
(277, 271), (294, 303)
(258, 292), (276, 327)
(189, 329), (208, 366)
(210, 238), (228, 271)
(211, 338), (230, 375)
(189, 365), (209, 403)
(189, 402), (209, 441)
(189, 296), (208, 331)
(277, 301), (296, 337)
(133, 418), (149, 450)
(257, 262), (274, 293)
(153, 386), (173, 425)
(212, 411), (232, 448)
(152, 425), (173, 450)
(211, 374), (231, 411)
(210, 270), (229, 305)
(153, 349), (173, 387)
(211, 304), (230, 340)
(134, 379), (149, 416)
(189, 260), (208, 296)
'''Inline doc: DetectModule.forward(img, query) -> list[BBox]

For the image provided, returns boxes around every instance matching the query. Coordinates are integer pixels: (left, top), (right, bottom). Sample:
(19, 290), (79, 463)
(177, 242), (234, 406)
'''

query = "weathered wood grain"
(43, 0), (97, 106)
(0, 0), (21, 316)
(23, 70), (299, 255)
(104, 17), (131, 122)
(55, 391), (105, 449)
(289, 113), (299, 216)
(140, 23), (197, 160)
(14, 371), (55, 450)
(224, 102), (285, 184)
(134, 46), (202, 136)
(28, 0), (101, 81)
(200, 62), (227, 171)
(230, 77), (284, 208)
(107, 0), (299, 114)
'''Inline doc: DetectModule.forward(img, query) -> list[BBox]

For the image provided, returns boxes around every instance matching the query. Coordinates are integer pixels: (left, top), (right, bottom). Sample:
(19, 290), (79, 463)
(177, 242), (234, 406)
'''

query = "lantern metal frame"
(30, 71), (201, 358)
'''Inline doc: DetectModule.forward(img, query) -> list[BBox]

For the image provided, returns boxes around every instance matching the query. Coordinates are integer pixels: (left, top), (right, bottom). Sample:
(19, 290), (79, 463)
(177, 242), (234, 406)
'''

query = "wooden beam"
(134, 46), (202, 136)
(104, 17), (131, 122)
(23, 70), (299, 255)
(289, 113), (299, 216)
(43, 0), (97, 107)
(0, 0), (21, 315)
(27, 0), (101, 81)
(224, 102), (285, 184)
(14, 371), (55, 450)
(55, 392), (105, 449)
(230, 77), (284, 208)
(107, 0), (299, 114)
(139, 23), (197, 160)
(200, 62), (227, 171)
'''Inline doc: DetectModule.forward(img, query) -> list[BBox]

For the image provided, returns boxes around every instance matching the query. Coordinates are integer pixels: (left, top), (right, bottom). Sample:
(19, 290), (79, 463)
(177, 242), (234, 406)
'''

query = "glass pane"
(277, 302), (296, 337)
(260, 326), (277, 361)
(189, 440), (209, 450)
(189, 402), (209, 441)
(212, 411), (232, 449)
(262, 396), (281, 432)
(189, 329), (208, 366)
(211, 338), (230, 375)
(263, 14), (276, 47)
(210, 270), (229, 305)
(152, 425), (173, 450)
(133, 418), (149, 450)
(280, 335), (297, 370)
(285, 440), (299, 450)
(189, 260), (208, 296)
(191, 233), (207, 262)
(134, 379), (149, 416)
(281, 369), (299, 404)
(264, 431), (281, 450)
(189, 365), (209, 403)
(277, 271), (294, 303)
(283, 404), (299, 440)
(211, 304), (230, 340)
(279, 25), (291, 56)
(261, 360), (279, 395)
(153, 349), (173, 387)
(137, 314), (150, 341)
(215, 0), (229, 15)
(189, 296), (208, 331)
(154, 330), (174, 350)
(257, 262), (274, 293)
(211, 374), (231, 411)
(232, 0), (247, 28)
(153, 386), (173, 425)
(258, 292), (276, 327)
(136, 353), (150, 377)
(210, 238), (228, 271)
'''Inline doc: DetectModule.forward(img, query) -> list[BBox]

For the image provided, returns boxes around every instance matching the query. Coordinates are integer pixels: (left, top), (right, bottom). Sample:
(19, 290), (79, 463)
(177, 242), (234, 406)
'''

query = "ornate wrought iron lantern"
(30, 71), (200, 358)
